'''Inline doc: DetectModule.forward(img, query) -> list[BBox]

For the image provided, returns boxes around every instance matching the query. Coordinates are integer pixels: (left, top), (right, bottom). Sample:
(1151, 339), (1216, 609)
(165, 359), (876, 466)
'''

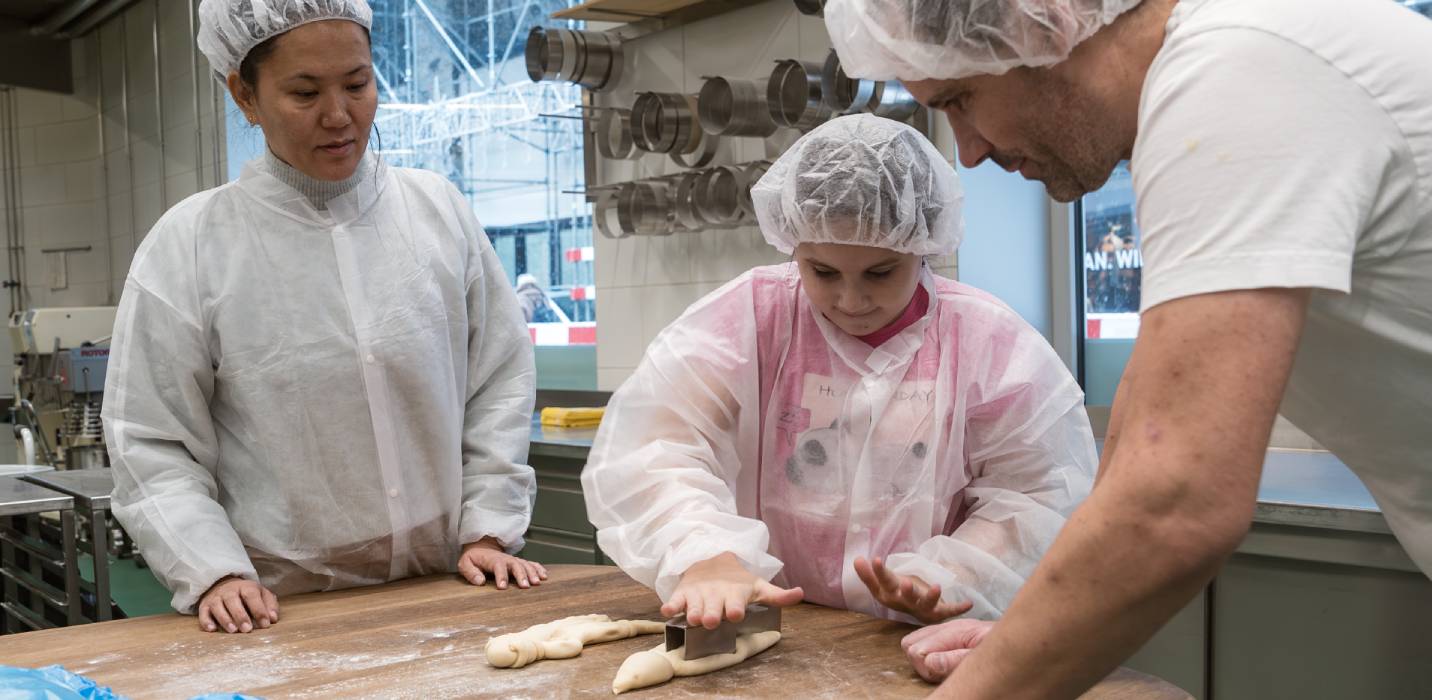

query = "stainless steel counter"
(0, 475), (74, 517)
(24, 468), (114, 510)
(529, 413), (600, 460)
(1102, 441), (1388, 536)
(1253, 449), (1386, 535)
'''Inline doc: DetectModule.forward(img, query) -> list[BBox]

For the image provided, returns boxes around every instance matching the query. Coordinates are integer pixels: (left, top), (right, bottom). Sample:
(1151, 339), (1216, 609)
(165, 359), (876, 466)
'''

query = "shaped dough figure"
(486, 614), (665, 668)
(611, 630), (782, 694)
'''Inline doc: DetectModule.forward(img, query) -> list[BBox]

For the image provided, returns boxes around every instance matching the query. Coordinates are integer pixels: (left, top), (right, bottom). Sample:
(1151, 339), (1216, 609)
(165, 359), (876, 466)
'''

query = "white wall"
(590, 0), (956, 390)
(0, 0), (226, 321)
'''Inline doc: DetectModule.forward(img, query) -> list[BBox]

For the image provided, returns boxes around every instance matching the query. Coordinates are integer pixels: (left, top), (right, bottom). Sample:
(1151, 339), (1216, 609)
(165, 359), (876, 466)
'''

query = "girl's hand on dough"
(662, 552), (804, 630)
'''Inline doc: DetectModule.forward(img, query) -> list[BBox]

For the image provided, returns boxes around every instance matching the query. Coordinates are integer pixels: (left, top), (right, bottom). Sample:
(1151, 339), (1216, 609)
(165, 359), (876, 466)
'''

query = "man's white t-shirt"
(1132, 0), (1432, 575)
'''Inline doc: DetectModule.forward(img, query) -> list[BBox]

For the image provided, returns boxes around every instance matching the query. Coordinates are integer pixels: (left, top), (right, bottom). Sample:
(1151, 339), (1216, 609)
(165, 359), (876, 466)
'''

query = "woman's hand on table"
(854, 556), (972, 625)
(662, 552), (804, 630)
(900, 618), (996, 682)
(198, 576), (279, 634)
(458, 537), (549, 589)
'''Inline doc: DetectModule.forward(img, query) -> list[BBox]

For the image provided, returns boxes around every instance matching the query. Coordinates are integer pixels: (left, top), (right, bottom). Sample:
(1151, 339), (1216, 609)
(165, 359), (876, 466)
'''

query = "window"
(1075, 162), (1139, 406)
(226, 0), (596, 389)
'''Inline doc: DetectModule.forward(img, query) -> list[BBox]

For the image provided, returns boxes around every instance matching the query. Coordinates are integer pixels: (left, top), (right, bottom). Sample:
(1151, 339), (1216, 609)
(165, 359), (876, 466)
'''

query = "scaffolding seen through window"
(225, 0), (595, 356)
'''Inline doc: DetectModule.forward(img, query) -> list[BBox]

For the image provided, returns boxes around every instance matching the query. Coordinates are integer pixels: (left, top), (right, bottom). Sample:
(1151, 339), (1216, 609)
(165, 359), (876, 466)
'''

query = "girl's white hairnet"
(751, 114), (963, 256)
(823, 0), (1142, 81)
(198, 0), (374, 79)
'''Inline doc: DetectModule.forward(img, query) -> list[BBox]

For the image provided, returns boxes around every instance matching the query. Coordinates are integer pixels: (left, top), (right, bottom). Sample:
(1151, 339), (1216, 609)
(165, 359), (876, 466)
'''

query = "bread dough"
(485, 614), (665, 668)
(611, 630), (782, 694)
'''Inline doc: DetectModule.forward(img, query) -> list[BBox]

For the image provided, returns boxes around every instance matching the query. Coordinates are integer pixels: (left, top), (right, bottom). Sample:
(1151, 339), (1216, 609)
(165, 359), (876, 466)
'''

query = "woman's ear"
(225, 72), (259, 126)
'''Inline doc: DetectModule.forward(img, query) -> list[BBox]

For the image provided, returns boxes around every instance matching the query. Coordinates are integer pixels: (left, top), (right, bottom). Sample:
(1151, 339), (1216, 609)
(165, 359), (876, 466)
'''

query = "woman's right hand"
(198, 576), (280, 633)
(661, 552), (804, 630)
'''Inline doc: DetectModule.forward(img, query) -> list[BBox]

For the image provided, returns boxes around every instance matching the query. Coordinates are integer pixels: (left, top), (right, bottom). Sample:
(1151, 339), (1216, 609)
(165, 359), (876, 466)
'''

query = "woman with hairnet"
(581, 114), (1095, 628)
(101, 0), (545, 635)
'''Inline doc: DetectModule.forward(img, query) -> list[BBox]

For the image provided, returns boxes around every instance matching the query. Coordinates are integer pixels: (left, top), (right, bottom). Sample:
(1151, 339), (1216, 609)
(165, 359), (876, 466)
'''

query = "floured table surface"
(0, 565), (1189, 699)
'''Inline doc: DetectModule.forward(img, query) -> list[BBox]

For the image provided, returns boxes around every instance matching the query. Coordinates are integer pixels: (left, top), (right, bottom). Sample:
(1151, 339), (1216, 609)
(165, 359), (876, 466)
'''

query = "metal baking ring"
(698, 76), (778, 137)
(673, 170), (707, 230)
(821, 49), (877, 115)
(670, 128), (718, 168)
(869, 80), (920, 121)
(653, 92), (684, 154)
(597, 33), (624, 90)
(738, 160), (772, 217)
(594, 189), (628, 239)
(768, 59), (831, 131)
(575, 31), (622, 91)
(596, 108), (636, 160)
(574, 31), (603, 88)
(695, 166), (745, 227)
(556, 29), (579, 82)
(524, 27), (551, 82)
(793, 0), (826, 15)
(654, 92), (696, 155)
(569, 29), (589, 86)
(630, 92), (665, 153)
(677, 94), (703, 154)
(619, 181), (673, 236)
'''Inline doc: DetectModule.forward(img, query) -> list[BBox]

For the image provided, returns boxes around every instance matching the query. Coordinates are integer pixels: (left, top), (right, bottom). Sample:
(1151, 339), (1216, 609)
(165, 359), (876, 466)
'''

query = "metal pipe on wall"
(121, 11), (139, 258)
(0, 89), (22, 314)
(5, 90), (30, 312)
(189, 0), (203, 189)
(97, 31), (116, 304)
(151, 0), (168, 213)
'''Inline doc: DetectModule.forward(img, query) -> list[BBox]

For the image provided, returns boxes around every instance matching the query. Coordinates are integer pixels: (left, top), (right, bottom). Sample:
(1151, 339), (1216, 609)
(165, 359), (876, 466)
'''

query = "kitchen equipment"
(698, 76), (778, 137)
(524, 27), (624, 92)
(665, 604), (782, 660)
(767, 59), (830, 131)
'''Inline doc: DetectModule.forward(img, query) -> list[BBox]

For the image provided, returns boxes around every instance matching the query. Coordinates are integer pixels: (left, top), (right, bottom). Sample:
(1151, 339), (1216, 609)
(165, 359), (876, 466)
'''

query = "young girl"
(581, 114), (1095, 627)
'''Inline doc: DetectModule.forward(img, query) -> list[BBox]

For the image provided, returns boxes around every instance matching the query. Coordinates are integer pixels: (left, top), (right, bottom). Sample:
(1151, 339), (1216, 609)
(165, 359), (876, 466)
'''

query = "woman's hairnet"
(198, 0), (374, 79)
(823, 0), (1142, 81)
(751, 114), (963, 256)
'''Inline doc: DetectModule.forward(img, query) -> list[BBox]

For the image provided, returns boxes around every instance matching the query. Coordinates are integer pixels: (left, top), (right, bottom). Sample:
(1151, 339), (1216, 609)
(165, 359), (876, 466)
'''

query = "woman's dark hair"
(238, 25), (372, 88)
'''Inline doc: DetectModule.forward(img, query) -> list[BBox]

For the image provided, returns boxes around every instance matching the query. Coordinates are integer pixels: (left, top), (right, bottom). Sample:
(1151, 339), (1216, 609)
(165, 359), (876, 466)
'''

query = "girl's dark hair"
(238, 25), (372, 88)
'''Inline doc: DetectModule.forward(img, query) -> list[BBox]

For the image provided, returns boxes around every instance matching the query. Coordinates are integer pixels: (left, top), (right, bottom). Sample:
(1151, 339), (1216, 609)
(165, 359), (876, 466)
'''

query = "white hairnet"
(197, 0), (374, 78)
(751, 113), (963, 257)
(824, 0), (1142, 81)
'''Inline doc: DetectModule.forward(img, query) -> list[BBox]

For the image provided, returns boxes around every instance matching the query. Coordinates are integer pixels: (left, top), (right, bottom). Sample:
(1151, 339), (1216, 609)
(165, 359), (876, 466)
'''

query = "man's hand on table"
(854, 557), (973, 624)
(902, 618), (996, 682)
(459, 537), (549, 589)
(198, 576), (279, 634)
(662, 552), (804, 630)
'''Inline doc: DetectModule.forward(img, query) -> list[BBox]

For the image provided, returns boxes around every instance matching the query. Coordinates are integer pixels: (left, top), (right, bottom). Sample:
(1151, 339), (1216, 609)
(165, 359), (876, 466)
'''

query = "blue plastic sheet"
(0, 666), (264, 700)
(0, 665), (120, 700)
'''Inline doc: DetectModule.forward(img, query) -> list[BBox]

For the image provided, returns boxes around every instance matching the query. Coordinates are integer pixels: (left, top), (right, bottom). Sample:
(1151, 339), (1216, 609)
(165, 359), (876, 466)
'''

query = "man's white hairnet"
(824, 0), (1142, 81)
(198, 0), (374, 79)
(752, 114), (963, 256)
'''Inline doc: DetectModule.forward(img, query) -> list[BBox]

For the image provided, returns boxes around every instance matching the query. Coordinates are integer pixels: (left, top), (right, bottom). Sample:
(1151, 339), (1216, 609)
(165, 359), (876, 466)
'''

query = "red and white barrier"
(528, 322), (597, 346)
(564, 246), (596, 263)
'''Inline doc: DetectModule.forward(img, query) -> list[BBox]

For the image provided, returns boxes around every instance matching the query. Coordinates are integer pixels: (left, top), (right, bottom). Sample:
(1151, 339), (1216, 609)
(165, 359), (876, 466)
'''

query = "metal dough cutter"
(664, 604), (782, 660)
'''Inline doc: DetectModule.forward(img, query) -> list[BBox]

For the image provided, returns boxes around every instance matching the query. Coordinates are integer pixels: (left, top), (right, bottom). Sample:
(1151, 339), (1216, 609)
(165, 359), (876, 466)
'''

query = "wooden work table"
(0, 565), (1188, 699)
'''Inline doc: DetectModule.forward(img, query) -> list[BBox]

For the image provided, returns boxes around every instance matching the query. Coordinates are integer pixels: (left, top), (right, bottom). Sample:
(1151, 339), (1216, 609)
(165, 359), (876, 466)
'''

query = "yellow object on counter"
(541, 406), (605, 428)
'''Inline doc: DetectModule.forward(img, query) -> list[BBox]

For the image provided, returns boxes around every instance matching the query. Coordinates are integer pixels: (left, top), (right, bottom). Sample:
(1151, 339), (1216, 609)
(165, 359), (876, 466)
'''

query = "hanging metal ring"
(596, 107), (637, 160)
(821, 49), (877, 115)
(768, 59), (831, 131)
